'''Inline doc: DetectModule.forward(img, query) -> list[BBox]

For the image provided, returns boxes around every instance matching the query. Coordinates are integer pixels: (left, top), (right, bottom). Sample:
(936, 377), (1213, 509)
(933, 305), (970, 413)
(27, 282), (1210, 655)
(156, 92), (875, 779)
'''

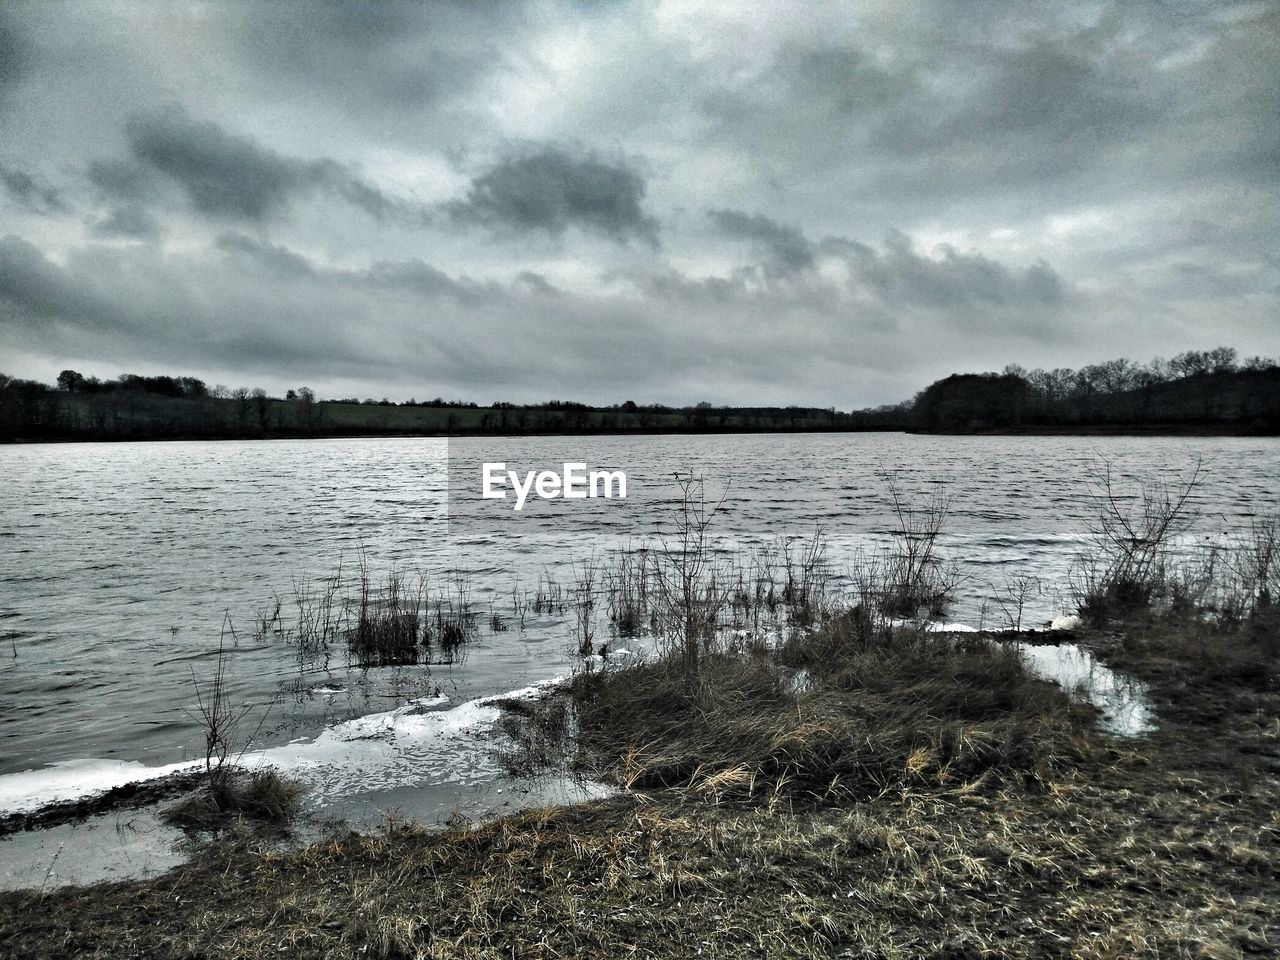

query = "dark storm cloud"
(788, 45), (917, 116)
(124, 107), (304, 222)
(121, 106), (430, 226)
(0, 11), (25, 91)
(215, 232), (316, 279)
(0, 236), (63, 315)
(0, 235), (378, 375)
(675, 216), (1066, 320)
(878, 40), (1153, 159)
(825, 232), (1066, 312)
(0, 233), (540, 388)
(620, 229), (1070, 351)
(224, 0), (520, 114)
(0, 227), (1080, 405)
(85, 159), (164, 238)
(709, 209), (816, 275)
(1214, 5), (1280, 185)
(217, 231), (489, 302)
(357, 259), (491, 304)
(514, 271), (562, 297)
(860, 37), (1165, 199)
(92, 206), (162, 240)
(972, 42), (1153, 141)
(449, 148), (659, 246)
(0, 236), (129, 331)
(0, 164), (66, 215)
(704, 2), (1260, 211)
(87, 158), (160, 203)
(702, 40), (918, 137)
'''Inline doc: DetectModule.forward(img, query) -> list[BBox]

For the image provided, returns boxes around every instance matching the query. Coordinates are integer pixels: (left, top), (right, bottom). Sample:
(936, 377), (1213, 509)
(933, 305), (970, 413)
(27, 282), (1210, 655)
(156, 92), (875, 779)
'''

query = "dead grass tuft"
(162, 767), (302, 833)
(504, 613), (1091, 802)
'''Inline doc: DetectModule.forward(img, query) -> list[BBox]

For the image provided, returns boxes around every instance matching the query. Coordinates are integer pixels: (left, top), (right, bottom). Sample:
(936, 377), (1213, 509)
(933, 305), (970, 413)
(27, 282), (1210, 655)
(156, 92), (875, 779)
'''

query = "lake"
(1, 433), (1275, 824)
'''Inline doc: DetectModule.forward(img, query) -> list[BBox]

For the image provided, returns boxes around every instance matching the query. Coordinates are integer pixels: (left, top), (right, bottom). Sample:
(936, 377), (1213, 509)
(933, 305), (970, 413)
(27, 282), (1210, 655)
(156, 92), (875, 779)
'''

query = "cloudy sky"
(1, 1), (1276, 407)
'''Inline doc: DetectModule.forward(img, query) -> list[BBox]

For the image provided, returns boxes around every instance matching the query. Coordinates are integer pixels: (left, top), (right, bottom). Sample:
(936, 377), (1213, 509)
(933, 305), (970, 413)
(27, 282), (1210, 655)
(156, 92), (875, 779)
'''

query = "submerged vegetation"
(250, 551), (479, 670)
(343, 563), (477, 669)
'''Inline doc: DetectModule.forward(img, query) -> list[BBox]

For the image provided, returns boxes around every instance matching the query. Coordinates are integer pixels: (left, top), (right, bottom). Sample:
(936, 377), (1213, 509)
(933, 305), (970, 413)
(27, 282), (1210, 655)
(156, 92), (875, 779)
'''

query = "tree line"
(3, 347), (1277, 442)
(1, 370), (326, 441)
(0, 370), (856, 441)
(907, 347), (1280, 432)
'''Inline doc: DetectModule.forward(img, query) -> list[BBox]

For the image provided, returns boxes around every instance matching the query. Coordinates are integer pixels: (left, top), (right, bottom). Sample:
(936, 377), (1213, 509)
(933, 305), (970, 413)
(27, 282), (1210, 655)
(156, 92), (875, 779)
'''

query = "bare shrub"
(651, 473), (731, 676)
(572, 555), (599, 657)
(190, 620), (253, 796)
(779, 528), (830, 626)
(1073, 459), (1202, 624)
(604, 544), (649, 634)
(293, 564), (342, 659)
(992, 573), (1042, 631)
(171, 622), (301, 832)
(1232, 514), (1280, 614)
(842, 479), (960, 620)
(879, 478), (958, 618)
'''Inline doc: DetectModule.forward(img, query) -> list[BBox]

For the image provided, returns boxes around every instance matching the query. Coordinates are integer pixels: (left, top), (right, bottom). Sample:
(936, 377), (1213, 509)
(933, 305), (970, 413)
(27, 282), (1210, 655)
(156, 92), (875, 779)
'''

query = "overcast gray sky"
(1, 0), (1276, 407)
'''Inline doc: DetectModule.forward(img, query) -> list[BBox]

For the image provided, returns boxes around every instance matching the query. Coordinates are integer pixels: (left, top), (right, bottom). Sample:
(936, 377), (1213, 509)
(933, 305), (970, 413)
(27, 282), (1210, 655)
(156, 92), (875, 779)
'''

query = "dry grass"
(503, 612), (1093, 803)
(161, 767), (303, 833)
(2, 726), (1275, 959)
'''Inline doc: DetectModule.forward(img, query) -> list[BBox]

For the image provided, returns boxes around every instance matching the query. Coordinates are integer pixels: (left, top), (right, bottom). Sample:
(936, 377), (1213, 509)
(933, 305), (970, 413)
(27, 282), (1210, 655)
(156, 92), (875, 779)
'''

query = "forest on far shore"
(2, 346), (1277, 442)
(908, 347), (1280, 433)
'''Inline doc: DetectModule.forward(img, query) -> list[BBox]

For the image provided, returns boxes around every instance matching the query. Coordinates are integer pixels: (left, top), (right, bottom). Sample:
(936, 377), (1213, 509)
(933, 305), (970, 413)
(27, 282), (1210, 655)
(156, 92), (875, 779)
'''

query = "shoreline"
(2, 466), (1276, 956)
(5, 423), (1279, 444)
(1, 619), (1275, 958)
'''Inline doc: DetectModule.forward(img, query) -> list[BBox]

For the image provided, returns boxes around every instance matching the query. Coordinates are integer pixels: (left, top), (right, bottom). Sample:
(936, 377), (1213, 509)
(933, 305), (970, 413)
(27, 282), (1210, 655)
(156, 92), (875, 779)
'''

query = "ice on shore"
(0, 679), (563, 818)
(0, 758), (200, 815)
(1018, 642), (1155, 737)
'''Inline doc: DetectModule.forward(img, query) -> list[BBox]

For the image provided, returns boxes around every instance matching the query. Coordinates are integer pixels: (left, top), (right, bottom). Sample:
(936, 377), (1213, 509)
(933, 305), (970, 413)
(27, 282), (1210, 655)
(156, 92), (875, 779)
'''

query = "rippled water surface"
(1, 434), (1276, 805)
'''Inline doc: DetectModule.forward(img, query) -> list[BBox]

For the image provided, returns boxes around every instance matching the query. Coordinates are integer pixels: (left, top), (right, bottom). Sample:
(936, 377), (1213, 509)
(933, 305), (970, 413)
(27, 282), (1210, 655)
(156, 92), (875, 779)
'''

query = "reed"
(346, 561), (425, 667)
(876, 477), (959, 618)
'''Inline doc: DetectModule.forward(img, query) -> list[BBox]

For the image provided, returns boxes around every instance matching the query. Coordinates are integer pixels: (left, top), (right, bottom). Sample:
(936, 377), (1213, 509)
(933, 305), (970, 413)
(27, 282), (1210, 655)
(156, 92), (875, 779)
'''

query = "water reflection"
(1018, 641), (1156, 737)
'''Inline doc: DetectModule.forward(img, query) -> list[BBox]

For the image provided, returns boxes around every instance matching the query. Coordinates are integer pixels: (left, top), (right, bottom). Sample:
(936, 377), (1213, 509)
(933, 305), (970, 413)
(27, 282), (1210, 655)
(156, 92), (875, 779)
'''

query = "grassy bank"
(1, 607), (1275, 959)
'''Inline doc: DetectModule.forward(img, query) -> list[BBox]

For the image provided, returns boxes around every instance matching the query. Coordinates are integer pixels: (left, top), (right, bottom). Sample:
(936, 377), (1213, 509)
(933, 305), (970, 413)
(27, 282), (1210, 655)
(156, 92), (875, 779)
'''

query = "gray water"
(1, 433), (1276, 819)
